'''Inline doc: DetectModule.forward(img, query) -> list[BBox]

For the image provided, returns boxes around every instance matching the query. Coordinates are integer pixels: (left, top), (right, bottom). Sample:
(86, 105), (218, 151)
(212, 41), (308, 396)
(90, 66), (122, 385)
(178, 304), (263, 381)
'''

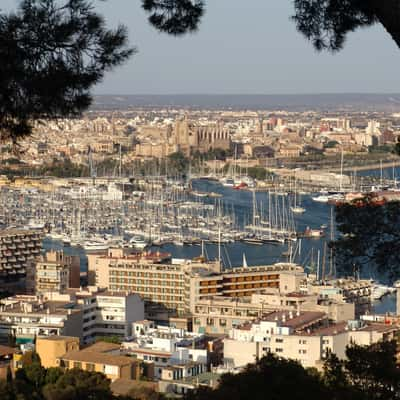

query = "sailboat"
(242, 253), (248, 268)
(290, 177), (306, 214)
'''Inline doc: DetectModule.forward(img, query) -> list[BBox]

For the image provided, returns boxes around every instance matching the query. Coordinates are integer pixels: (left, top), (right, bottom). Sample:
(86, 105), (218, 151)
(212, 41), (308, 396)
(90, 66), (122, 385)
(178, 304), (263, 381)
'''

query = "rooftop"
(81, 341), (121, 353)
(0, 228), (42, 237)
(0, 345), (16, 356)
(126, 347), (172, 357)
(37, 335), (79, 343)
(100, 251), (171, 263)
(261, 311), (326, 330)
(61, 350), (136, 367)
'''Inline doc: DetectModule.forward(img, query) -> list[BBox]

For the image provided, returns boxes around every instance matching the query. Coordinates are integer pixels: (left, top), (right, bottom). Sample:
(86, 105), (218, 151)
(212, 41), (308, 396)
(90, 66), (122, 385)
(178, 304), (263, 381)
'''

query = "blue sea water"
(43, 172), (398, 314)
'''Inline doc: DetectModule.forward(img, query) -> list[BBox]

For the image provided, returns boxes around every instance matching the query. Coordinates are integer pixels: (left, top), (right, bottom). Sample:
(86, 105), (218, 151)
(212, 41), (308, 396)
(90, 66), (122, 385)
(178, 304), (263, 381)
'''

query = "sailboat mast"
(329, 206), (335, 278)
(339, 148), (344, 192)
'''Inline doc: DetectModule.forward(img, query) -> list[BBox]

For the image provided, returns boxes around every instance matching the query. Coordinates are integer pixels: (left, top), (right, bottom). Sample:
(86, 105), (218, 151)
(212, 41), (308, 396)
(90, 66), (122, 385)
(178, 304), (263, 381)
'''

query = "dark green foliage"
(292, 0), (377, 51)
(324, 341), (400, 400)
(323, 353), (364, 400)
(0, 380), (15, 400)
(186, 353), (328, 400)
(331, 199), (400, 280)
(141, 0), (205, 35)
(36, 158), (89, 178)
(127, 384), (165, 400)
(186, 342), (400, 400)
(344, 341), (400, 400)
(0, 0), (134, 143)
(95, 336), (121, 344)
(247, 166), (267, 180)
(43, 368), (114, 400)
(44, 367), (64, 385)
(368, 144), (395, 153)
(1, 341), (400, 400)
(325, 140), (339, 148)
(395, 137), (400, 156)
(142, 0), (400, 52)
(192, 148), (233, 161)
(167, 151), (190, 176)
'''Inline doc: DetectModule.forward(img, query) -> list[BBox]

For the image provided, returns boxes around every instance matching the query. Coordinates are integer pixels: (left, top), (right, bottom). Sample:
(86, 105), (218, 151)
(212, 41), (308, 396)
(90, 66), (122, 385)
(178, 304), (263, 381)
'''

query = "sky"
(4, 0), (400, 94)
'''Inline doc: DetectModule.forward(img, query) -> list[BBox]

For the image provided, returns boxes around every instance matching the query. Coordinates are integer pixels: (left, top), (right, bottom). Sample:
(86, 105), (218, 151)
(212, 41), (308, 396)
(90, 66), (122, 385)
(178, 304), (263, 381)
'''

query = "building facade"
(0, 287), (144, 344)
(89, 249), (305, 319)
(33, 251), (80, 294)
(0, 229), (43, 287)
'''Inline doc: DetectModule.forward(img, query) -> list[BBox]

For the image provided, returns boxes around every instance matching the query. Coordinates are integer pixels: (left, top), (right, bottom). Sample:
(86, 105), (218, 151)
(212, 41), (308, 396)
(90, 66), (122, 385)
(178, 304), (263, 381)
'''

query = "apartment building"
(32, 250), (80, 294)
(0, 295), (83, 341)
(223, 311), (398, 369)
(0, 229), (43, 287)
(0, 287), (144, 344)
(57, 341), (140, 381)
(123, 321), (208, 382)
(75, 288), (144, 342)
(88, 249), (221, 317)
(89, 248), (306, 319)
(36, 336), (80, 368)
(308, 278), (372, 315)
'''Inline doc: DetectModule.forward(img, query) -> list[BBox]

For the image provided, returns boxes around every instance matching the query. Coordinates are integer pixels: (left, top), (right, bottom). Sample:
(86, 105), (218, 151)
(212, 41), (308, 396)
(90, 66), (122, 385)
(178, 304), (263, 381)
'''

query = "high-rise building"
(0, 229), (43, 289)
(33, 250), (80, 294)
(88, 248), (305, 320)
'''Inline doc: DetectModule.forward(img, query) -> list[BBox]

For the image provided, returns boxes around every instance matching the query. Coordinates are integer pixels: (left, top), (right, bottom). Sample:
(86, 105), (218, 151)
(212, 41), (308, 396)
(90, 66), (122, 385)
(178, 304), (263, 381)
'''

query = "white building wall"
(223, 338), (261, 368)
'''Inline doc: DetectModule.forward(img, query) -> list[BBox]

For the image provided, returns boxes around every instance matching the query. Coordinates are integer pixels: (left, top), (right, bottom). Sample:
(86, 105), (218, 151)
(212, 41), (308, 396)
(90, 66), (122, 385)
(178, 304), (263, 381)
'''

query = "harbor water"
(43, 173), (398, 314)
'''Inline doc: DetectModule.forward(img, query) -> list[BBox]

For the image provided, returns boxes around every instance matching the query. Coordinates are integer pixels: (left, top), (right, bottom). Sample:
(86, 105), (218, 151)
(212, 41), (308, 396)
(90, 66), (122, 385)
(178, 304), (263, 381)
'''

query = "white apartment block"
(78, 289), (144, 342)
(0, 295), (82, 341)
(193, 291), (355, 335)
(0, 287), (144, 344)
(223, 310), (398, 369)
(123, 321), (208, 379)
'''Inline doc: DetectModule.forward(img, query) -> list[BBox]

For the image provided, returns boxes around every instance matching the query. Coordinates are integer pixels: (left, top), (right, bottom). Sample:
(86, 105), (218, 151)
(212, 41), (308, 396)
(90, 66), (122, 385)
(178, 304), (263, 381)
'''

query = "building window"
(275, 338), (283, 343)
(73, 362), (82, 369)
(86, 363), (95, 372)
(275, 348), (283, 353)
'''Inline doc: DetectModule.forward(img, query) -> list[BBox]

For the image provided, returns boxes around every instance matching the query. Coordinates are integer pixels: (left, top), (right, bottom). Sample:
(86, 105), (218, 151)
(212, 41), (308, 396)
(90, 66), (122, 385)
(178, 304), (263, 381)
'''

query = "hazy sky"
(5, 0), (400, 94)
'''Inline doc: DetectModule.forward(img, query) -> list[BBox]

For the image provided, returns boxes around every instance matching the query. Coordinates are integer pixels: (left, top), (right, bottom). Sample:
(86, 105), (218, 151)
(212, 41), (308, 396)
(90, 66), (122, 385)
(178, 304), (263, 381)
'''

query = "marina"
(1, 167), (399, 314)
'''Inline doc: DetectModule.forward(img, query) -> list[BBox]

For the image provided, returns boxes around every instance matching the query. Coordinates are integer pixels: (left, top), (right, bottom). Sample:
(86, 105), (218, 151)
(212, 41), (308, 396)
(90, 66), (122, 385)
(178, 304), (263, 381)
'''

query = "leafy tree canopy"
(141, 0), (400, 52)
(331, 198), (400, 281)
(0, 0), (134, 144)
(186, 341), (400, 400)
(3, 0), (400, 145)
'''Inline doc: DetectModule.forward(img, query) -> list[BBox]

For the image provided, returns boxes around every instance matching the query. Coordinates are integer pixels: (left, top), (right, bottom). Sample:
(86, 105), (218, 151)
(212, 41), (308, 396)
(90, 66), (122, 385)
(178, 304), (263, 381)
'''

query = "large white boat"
(312, 195), (330, 203)
(129, 236), (149, 250)
(83, 241), (109, 251)
(220, 177), (235, 187)
(290, 206), (306, 214)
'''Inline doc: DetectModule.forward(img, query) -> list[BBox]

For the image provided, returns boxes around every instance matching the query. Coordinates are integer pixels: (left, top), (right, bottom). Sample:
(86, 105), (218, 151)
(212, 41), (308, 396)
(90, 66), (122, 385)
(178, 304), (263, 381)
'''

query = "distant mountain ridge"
(92, 93), (400, 112)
